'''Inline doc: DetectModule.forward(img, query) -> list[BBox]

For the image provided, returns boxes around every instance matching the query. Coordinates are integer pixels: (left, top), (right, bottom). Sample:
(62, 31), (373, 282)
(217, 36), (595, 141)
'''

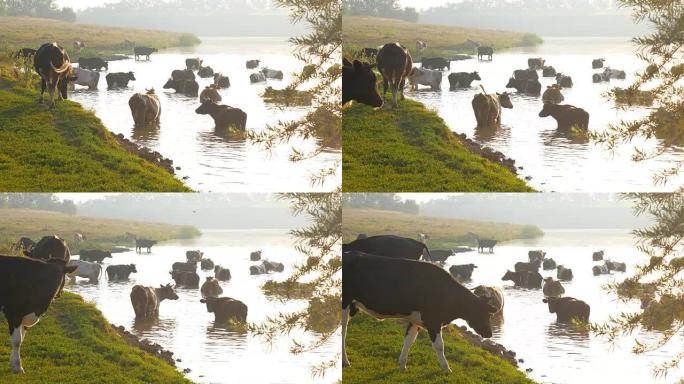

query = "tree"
(249, 192), (341, 377)
(592, 0), (684, 187)
(249, 0), (341, 186)
(590, 193), (684, 377)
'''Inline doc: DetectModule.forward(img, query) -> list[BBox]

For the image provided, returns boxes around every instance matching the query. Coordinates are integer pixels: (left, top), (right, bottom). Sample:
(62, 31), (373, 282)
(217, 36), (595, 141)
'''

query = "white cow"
(72, 67), (100, 89)
(408, 68), (442, 91)
(261, 68), (283, 80)
(67, 259), (102, 283)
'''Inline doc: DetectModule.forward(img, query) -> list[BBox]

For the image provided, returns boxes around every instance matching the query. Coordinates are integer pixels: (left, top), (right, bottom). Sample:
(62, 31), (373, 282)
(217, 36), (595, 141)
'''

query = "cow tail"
(479, 84), (487, 94)
(50, 60), (71, 74)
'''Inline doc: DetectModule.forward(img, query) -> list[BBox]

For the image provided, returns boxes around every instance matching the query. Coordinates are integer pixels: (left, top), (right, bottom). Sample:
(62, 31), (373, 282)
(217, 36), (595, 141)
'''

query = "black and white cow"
(342, 250), (496, 372)
(343, 235), (433, 261)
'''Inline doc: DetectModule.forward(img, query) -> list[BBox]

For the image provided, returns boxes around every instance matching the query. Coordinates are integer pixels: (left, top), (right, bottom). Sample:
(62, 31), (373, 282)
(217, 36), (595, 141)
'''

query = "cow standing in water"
(135, 239), (157, 253)
(33, 42), (77, 108)
(376, 43), (413, 108)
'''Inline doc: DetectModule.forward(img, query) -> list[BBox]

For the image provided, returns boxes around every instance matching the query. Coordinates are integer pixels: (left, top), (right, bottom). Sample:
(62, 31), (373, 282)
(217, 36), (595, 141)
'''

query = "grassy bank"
(0, 208), (200, 254)
(343, 16), (542, 59)
(343, 100), (533, 192)
(342, 208), (542, 249)
(343, 314), (534, 384)
(0, 16), (199, 60)
(0, 292), (192, 384)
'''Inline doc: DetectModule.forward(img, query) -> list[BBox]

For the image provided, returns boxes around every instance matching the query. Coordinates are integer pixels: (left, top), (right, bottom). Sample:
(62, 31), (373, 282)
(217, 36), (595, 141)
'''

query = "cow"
(245, 59), (260, 69)
(556, 265), (574, 281)
(515, 260), (541, 273)
(14, 48), (36, 59)
(129, 90), (161, 126)
(172, 261), (197, 274)
(200, 297), (248, 323)
(73, 40), (85, 52)
(542, 66), (557, 77)
(201, 277), (223, 298)
(67, 259), (102, 283)
(130, 284), (178, 319)
(542, 84), (564, 104)
(421, 57), (449, 71)
(249, 72), (267, 83)
(429, 250), (453, 263)
(592, 250), (604, 261)
(34, 43), (76, 108)
(106, 264), (137, 281)
(476, 239), (497, 253)
(171, 69), (195, 81)
(528, 250), (546, 263)
(448, 72), (481, 89)
(593, 73), (609, 83)
(262, 260), (284, 273)
(528, 57), (545, 70)
(105, 72), (136, 89)
(214, 265), (231, 281)
(513, 68), (538, 81)
(262, 68), (284, 80)
(171, 271), (199, 288)
(195, 101), (247, 130)
(477, 46), (493, 61)
(472, 89), (513, 127)
(198, 65), (215, 78)
(201, 258), (215, 270)
(416, 40), (427, 52)
(408, 67), (442, 91)
(213, 73), (230, 88)
(542, 277), (565, 297)
(249, 265), (266, 275)
(506, 78), (541, 95)
(24, 236), (70, 262)
(134, 46), (157, 61)
(542, 297), (590, 323)
(603, 68), (626, 80)
(0, 256), (77, 373)
(592, 58), (605, 69)
(342, 58), (383, 108)
(342, 250), (497, 372)
(250, 250), (262, 261)
(501, 270), (543, 288)
(135, 239), (157, 253)
(592, 264), (610, 276)
(78, 57), (108, 71)
(199, 85), (222, 103)
(472, 285), (504, 315)
(78, 249), (111, 263)
(605, 260), (626, 272)
(186, 58), (203, 71)
(71, 67), (100, 90)
(377, 43), (413, 108)
(449, 264), (477, 282)
(542, 258), (557, 270)
(12, 237), (35, 253)
(343, 235), (432, 262)
(163, 78), (199, 97)
(555, 73), (573, 88)
(186, 250), (203, 262)
(539, 103), (590, 131)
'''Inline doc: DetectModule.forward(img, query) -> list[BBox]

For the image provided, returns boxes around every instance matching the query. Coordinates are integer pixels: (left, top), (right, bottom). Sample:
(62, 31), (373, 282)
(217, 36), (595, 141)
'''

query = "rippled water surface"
(407, 37), (684, 192)
(66, 230), (339, 384)
(447, 229), (683, 384)
(69, 37), (340, 192)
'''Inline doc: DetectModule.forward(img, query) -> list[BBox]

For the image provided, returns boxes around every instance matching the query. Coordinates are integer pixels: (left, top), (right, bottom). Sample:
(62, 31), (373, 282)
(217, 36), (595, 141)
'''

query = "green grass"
(343, 16), (542, 60)
(0, 208), (200, 254)
(342, 100), (533, 192)
(0, 292), (192, 384)
(0, 16), (200, 60)
(0, 81), (190, 192)
(343, 314), (535, 384)
(342, 208), (543, 249)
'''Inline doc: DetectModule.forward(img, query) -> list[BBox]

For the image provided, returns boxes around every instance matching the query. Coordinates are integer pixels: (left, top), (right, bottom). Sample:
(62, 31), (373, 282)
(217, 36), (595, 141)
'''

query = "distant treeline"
(343, 193), (419, 215)
(0, 0), (75, 22)
(343, 0), (418, 22)
(0, 193), (76, 214)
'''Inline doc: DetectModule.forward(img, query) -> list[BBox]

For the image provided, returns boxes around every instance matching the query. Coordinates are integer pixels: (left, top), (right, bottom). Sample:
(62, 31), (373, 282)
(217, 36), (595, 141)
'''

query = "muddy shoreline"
(112, 324), (189, 372)
(113, 133), (178, 175)
(454, 132), (523, 176)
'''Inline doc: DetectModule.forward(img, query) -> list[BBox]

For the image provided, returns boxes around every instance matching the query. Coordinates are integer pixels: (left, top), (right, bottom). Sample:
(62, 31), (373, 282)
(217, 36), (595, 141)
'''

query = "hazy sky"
(57, 0), (112, 10)
(398, 0), (459, 10)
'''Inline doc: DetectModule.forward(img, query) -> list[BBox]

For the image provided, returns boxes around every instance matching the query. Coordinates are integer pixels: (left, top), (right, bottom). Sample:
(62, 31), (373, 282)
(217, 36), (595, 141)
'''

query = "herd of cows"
(0, 234), (285, 374)
(342, 234), (632, 372)
(343, 42), (630, 131)
(15, 41), (287, 130)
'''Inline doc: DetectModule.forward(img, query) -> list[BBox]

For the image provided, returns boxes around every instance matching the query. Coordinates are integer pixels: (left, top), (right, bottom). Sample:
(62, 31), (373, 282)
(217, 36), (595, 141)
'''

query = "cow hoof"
(342, 360), (350, 368)
(12, 365), (24, 374)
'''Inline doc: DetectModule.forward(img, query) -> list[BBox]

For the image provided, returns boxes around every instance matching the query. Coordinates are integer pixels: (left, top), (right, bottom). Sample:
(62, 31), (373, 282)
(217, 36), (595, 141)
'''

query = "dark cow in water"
(542, 258), (557, 270)
(195, 101), (247, 130)
(134, 46), (157, 61)
(528, 250), (546, 263)
(506, 78), (541, 95)
(542, 84), (564, 104)
(477, 46), (493, 61)
(186, 250), (203, 262)
(429, 250), (453, 263)
(605, 260), (626, 272)
(201, 277), (223, 298)
(592, 58), (605, 69)
(476, 238), (497, 253)
(214, 265), (232, 281)
(543, 277), (565, 297)
(171, 69), (196, 81)
(24, 235), (70, 262)
(542, 66), (557, 77)
(342, 58), (383, 108)
(542, 297), (590, 322)
(377, 43), (413, 108)
(164, 78), (199, 97)
(342, 250), (497, 372)
(539, 103), (590, 131)
(528, 57), (545, 70)
(130, 284), (178, 319)
(213, 73), (231, 88)
(171, 271), (200, 288)
(106, 72), (136, 88)
(448, 72), (481, 89)
(198, 65), (215, 78)
(201, 258), (215, 270)
(449, 264), (477, 281)
(34, 43), (77, 107)
(250, 250), (262, 261)
(186, 58), (203, 71)
(472, 89), (513, 127)
(556, 265), (574, 281)
(343, 235), (432, 261)
(592, 264), (610, 276)
(515, 260), (541, 273)
(79, 57), (108, 71)
(135, 239), (157, 253)
(245, 59), (260, 69)
(106, 264), (137, 280)
(0, 256), (77, 373)
(200, 297), (248, 323)
(555, 73), (574, 88)
(172, 261), (197, 274)
(592, 250), (604, 261)
(79, 249), (112, 263)
(501, 270), (543, 288)
(513, 68), (539, 81)
(421, 57), (450, 71)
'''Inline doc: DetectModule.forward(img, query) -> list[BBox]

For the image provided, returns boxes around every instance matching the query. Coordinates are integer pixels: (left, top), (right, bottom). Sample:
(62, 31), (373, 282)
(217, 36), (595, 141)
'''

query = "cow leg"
(398, 323), (419, 371)
(47, 82), (56, 107)
(428, 327), (451, 373)
(10, 327), (24, 373)
(341, 306), (350, 367)
(399, 79), (406, 100)
(391, 83), (399, 108)
(39, 78), (46, 103)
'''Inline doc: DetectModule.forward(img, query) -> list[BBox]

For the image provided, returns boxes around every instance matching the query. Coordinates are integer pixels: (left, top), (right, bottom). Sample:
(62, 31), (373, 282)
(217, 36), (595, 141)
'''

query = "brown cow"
(542, 84), (564, 104)
(539, 103), (590, 130)
(195, 101), (247, 130)
(200, 85), (222, 103)
(34, 43), (76, 108)
(376, 43), (413, 108)
(200, 276), (223, 298)
(128, 89), (161, 126)
(200, 296), (248, 323)
(472, 87), (513, 127)
(130, 284), (178, 319)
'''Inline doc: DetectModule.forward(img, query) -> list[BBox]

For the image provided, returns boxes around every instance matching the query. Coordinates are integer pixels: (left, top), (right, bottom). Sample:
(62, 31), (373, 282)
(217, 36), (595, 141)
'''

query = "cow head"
(158, 284), (179, 300)
(542, 297), (559, 313)
(343, 59), (383, 108)
(501, 270), (516, 282)
(196, 100), (218, 115)
(126, 72), (136, 81)
(464, 295), (497, 338)
(505, 78), (517, 89)
(471, 71), (481, 81)
(539, 103), (555, 118)
(200, 297), (218, 313)
(497, 92), (513, 109)
(164, 78), (176, 89)
(128, 264), (137, 273)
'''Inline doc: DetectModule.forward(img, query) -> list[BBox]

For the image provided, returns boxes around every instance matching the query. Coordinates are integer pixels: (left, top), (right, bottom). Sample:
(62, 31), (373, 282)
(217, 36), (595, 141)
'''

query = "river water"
(69, 37), (340, 192)
(446, 229), (683, 384)
(407, 37), (684, 192)
(65, 229), (340, 384)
